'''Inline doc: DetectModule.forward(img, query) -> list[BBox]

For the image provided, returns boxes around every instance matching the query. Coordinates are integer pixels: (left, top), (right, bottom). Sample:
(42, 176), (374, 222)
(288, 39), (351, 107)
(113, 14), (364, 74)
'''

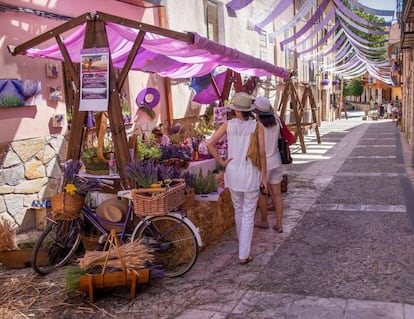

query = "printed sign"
(79, 48), (109, 111)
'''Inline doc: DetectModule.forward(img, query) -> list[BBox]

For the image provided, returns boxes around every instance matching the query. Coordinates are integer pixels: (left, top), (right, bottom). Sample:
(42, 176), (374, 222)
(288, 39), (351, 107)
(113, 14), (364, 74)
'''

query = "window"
(206, 0), (218, 42)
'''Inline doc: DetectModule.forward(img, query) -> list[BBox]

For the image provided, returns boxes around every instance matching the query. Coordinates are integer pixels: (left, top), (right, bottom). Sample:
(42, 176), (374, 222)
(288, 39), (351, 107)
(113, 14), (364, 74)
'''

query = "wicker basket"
(50, 192), (84, 220)
(82, 233), (100, 251)
(132, 179), (185, 216)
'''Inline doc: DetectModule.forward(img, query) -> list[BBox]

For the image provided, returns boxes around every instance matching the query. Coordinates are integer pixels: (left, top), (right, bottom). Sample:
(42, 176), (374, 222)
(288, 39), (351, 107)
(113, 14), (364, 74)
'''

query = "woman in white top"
(206, 92), (267, 265)
(253, 96), (284, 233)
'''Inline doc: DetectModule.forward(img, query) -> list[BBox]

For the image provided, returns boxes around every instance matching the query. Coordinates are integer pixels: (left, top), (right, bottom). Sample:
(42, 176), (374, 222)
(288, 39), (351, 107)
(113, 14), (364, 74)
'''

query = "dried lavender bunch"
(125, 160), (159, 188)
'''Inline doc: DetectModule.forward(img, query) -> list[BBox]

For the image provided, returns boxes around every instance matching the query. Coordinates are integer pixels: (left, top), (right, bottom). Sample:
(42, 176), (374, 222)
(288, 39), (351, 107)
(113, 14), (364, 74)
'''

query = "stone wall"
(0, 135), (68, 228)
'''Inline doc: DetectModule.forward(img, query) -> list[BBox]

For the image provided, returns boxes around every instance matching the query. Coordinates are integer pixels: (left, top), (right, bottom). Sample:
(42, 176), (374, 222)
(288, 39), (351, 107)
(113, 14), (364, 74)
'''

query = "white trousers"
(229, 189), (260, 260)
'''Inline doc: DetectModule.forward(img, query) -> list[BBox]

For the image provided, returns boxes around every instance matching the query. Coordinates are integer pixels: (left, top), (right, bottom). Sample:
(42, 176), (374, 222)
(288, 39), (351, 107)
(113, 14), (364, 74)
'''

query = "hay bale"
(187, 188), (234, 250)
(0, 219), (17, 251)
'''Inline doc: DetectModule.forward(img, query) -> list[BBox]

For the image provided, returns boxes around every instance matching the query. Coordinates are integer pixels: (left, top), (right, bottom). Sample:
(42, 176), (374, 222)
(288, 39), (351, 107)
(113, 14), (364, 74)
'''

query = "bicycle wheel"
(132, 215), (199, 277)
(31, 218), (83, 275)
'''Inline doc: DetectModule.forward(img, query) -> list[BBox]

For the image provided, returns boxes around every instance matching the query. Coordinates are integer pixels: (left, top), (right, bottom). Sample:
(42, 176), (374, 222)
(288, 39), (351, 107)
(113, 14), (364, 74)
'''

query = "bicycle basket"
(132, 179), (185, 216)
(50, 192), (84, 220)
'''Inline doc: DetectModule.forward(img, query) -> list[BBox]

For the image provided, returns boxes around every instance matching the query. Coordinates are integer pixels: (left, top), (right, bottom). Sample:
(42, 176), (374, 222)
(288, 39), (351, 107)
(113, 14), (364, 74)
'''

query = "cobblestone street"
(2, 112), (414, 318)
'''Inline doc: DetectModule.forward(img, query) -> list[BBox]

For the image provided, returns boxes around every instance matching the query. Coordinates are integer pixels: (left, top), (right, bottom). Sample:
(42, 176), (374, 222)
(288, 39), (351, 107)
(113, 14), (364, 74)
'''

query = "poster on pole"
(79, 48), (109, 111)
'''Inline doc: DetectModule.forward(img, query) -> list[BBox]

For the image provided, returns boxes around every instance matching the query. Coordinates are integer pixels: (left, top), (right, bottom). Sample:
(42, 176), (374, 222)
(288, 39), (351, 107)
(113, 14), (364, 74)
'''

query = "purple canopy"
(22, 21), (290, 80)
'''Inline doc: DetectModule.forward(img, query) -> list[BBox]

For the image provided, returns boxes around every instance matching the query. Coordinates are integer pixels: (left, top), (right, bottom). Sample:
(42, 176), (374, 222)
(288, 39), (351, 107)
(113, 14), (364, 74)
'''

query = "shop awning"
(8, 11), (290, 80)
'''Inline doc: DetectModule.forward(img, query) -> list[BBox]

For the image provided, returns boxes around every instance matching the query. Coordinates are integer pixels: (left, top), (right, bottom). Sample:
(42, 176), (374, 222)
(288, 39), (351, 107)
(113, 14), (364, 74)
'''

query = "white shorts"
(267, 165), (283, 184)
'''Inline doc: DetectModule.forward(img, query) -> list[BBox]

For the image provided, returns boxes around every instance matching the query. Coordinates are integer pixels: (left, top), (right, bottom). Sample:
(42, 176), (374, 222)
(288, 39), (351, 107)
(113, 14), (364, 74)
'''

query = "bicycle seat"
(117, 189), (132, 200)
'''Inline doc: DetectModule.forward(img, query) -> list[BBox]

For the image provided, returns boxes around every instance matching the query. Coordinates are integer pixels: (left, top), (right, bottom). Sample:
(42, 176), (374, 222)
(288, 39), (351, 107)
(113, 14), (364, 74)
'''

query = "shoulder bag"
(277, 121), (293, 165)
(246, 123), (261, 169)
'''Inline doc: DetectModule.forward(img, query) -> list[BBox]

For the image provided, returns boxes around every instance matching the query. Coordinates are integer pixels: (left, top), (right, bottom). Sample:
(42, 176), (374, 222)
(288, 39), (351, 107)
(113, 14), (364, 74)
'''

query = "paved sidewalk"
(93, 112), (414, 318)
(2, 112), (414, 318)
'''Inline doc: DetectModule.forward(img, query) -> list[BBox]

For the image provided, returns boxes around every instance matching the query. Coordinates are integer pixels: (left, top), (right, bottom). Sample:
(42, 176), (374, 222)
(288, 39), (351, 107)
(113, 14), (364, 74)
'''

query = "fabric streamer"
(23, 21), (291, 80)
(226, 0), (253, 17)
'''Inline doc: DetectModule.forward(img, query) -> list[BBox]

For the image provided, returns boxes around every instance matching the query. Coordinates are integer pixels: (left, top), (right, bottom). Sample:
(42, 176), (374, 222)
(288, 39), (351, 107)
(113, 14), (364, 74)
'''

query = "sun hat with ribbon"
(228, 92), (254, 112)
(95, 198), (129, 231)
(253, 96), (274, 115)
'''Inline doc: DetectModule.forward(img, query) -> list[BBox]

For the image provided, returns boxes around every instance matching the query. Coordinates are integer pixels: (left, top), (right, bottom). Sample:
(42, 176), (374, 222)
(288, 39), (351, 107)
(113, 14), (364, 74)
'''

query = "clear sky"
(358, 0), (396, 11)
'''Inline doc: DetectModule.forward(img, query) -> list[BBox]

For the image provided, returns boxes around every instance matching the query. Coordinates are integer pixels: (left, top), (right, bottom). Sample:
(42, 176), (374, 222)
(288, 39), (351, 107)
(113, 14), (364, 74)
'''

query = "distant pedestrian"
(206, 92), (268, 265)
(387, 102), (392, 119)
(391, 103), (398, 122)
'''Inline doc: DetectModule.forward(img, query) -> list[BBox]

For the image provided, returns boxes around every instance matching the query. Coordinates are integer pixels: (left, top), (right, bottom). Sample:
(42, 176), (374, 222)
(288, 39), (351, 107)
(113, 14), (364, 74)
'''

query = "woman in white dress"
(253, 97), (284, 233)
(206, 92), (267, 265)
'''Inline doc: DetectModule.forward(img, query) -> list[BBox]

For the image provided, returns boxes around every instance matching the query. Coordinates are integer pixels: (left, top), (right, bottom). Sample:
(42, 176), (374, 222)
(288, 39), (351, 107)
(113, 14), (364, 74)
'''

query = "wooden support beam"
(96, 11), (194, 43)
(8, 13), (91, 56)
(94, 19), (133, 188)
(117, 31), (146, 91)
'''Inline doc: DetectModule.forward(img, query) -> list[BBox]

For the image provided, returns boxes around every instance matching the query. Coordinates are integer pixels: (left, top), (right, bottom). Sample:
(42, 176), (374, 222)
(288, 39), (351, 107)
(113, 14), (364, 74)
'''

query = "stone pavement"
(89, 112), (414, 318)
(2, 111), (414, 318)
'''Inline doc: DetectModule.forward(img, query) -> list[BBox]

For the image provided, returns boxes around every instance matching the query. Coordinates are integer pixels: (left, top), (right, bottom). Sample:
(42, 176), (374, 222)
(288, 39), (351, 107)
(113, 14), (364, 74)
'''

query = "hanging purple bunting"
(289, 8), (336, 50)
(280, 0), (330, 50)
(226, 0), (254, 17)
(255, 0), (292, 33)
(349, 0), (394, 17)
(297, 21), (340, 56)
(85, 111), (95, 128)
(336, 9), (389, 35)
(333, 0), (390, 27)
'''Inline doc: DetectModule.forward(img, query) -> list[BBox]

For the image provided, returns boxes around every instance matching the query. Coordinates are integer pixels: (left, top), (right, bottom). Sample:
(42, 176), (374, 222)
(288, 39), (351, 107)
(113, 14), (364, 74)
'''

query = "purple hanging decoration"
(280, 0), (330, 50)
(85, 111), (95, 128)
(226, 0), (254, 17)
(333, 0), (390, 27)
(255, 0), (292, 33)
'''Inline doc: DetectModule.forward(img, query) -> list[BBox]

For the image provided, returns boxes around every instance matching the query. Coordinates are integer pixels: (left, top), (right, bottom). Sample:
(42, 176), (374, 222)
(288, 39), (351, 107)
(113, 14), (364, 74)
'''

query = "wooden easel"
(300, 86), (321, 144)
(278, 80), (307, 153)
(278, 81), (321, 153)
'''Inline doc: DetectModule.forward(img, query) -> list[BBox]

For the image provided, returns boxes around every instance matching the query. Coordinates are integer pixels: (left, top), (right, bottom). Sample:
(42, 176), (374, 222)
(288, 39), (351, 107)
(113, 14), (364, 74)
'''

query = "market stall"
(8, 11), (291, 254)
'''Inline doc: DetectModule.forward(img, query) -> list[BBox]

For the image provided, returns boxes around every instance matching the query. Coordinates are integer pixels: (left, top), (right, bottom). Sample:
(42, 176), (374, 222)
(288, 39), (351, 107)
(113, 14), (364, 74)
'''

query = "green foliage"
(64, 266), (86, 293)
(0, 95), (24, 107)
(345, 79), (364, 98)
(137, 139), (162, 161)
(192, 169), (218, 194)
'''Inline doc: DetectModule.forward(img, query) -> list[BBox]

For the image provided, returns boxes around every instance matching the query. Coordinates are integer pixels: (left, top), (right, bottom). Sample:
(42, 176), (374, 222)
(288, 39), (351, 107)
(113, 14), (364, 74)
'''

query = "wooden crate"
(0, 249), (48, 269)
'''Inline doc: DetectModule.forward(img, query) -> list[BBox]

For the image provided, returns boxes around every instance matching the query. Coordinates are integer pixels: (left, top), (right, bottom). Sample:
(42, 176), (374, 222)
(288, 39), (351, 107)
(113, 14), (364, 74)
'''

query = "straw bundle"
(0, 219), (17, 251)
(187, 189), (234, 250)
(78, 240), (153, 271)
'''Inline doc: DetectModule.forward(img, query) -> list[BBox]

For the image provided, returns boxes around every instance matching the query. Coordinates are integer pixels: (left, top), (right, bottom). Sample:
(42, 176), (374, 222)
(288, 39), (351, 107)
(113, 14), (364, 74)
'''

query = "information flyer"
(79, 48), (109, 111)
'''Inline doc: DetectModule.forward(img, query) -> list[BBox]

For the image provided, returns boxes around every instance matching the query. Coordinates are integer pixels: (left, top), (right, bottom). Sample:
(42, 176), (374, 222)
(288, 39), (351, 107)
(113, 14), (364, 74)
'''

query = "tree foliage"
(344, 79), (364, 98)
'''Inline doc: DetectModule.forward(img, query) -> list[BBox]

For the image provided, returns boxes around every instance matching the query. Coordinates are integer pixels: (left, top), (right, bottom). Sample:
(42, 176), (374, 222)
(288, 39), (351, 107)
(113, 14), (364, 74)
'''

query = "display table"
(186, 158), (217, 176)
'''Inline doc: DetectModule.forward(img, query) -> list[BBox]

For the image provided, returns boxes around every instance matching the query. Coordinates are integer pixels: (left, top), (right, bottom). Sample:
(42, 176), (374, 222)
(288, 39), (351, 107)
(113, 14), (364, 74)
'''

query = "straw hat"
(253, 96), (274, 115)
(96, 198), (129, 231)
(228, 92), (254, 112)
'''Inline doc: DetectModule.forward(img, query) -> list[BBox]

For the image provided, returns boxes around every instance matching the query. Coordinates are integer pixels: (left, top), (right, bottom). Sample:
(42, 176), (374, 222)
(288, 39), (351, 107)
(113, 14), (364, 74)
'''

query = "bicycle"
(31, 176), (202, 278)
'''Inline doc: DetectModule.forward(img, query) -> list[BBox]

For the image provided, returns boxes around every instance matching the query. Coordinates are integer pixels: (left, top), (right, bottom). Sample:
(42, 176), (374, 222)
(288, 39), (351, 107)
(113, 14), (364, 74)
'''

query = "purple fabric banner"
(192, 71), (227, 104)
(255, 0), (292, 33)
(349, 0), (394, 17)
(289, 8), (335, 50)
(333, 0), (390, 27)
(280, 0), (330, 50)
(226, 0), (254, 17)
(336, 8), (389, 35)
(297, 21), (340, 56)
(23, 21), (291, 80)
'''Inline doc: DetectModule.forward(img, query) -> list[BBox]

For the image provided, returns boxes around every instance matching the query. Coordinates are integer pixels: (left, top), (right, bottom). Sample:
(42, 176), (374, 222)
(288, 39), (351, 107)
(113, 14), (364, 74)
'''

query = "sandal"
(240, 256), (254, 265)
(254, 222), (269, 229)
(273, 225), (283, 233)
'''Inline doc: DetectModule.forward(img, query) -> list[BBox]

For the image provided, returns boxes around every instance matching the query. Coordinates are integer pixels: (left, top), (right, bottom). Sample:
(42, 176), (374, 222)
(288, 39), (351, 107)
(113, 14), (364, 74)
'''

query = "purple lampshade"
(332, 79), (340, 85)
(321, 79), (330, 86)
